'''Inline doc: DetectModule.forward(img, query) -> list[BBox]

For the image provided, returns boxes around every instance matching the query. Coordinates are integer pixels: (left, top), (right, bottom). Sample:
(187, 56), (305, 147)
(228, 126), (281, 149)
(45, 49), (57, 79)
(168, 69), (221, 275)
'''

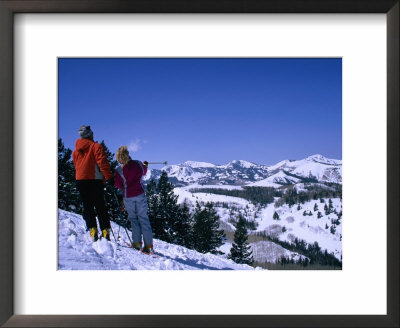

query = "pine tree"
(228, 215), (254, 265)
(191, 202), (208, 253)
(155, 171), (181, 243)
(329, 198), (333, 207)
(58, 138), (81, 213)
(174, 201), (194, 248)
(317, 211), (323, 219)
(146, 178), (160, 235)
(192, 202), (225, 254)
(100, 140), (118, 172)
(314, 203), (318, 211)
(324, 204), (329, 215)
(273, 211), (280, 220)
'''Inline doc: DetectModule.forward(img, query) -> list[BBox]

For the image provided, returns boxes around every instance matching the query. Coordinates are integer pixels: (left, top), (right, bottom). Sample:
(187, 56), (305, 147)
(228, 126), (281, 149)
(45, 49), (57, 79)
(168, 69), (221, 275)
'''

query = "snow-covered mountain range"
(144, 154), (342, 187)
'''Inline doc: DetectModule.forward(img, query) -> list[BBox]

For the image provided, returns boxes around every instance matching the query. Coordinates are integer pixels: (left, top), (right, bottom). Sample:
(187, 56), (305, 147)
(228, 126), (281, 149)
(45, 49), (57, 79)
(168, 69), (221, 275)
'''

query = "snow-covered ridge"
(148, 155), (342, 186)
(183, 161), (216, 168)
(246, 171), (301, 188)
(306, 154), (342, 165)
(218, 160), (258, 169)
(58, 209), (255, 270)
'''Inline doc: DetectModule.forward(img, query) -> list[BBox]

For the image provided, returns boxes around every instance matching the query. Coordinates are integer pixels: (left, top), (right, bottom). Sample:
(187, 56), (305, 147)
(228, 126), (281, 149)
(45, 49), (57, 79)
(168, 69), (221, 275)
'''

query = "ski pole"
(103, 193), (118, 243)
(123, 225), (133, 246)
(113, 191), (134, 246)
(109, 225), (117, 242)
(147, 161), (168, 165)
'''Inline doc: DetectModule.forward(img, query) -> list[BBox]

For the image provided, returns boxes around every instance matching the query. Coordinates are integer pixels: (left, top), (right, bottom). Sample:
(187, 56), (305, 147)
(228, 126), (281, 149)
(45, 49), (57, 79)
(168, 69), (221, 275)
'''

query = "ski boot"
(90, 227), (98, 241)
(142, 244), (155, 255)
(102, 229), (110, 241)
(132, 242), (142, 251)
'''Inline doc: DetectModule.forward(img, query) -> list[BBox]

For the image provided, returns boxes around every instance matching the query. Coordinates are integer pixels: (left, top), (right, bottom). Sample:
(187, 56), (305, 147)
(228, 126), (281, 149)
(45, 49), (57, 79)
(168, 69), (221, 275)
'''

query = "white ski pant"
(124, 193), (153, 247)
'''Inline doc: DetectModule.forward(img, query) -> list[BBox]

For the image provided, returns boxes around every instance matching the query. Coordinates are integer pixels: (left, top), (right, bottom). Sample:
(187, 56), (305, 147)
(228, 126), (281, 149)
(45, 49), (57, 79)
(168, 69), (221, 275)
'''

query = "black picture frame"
(0, 1), (398, 327)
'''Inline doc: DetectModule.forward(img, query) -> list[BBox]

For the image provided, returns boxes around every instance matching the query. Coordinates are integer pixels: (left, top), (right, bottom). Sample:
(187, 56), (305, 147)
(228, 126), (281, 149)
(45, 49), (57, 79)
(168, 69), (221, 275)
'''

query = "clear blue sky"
(58, 58), (342, 165)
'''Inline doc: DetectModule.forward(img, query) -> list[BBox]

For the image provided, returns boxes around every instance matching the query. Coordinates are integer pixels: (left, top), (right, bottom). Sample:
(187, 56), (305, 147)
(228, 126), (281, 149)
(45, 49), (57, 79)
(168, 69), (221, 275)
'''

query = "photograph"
(1, 0), (398, 325)
(58, 58), (343, 270)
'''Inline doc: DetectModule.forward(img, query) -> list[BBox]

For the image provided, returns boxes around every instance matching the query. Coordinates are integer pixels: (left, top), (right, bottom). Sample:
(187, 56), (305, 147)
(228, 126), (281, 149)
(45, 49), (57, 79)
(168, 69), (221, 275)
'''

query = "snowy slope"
(246, 171), (301, 188)
(268, 155), (342, 184)
(58, 209), (254, 270)
(218, 241), (308, 264)
(251, 241), (308, 263)
(255, 200), (342, 260)
(173, 186), (342, 261)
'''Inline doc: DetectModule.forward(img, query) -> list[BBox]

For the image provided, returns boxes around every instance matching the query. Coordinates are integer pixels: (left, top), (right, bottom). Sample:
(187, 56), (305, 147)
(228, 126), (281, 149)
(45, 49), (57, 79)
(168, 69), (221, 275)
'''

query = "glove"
(143, 161), (149, 167)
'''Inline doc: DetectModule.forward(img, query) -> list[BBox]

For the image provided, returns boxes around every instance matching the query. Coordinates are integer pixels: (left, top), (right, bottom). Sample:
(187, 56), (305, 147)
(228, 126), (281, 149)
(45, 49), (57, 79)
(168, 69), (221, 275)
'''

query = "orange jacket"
(72, 138), (113, 181)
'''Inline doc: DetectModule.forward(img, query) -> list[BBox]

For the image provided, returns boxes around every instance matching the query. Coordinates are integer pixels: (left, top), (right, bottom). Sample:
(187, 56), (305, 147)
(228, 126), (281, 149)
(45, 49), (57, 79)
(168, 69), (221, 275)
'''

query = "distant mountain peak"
(306, 154), (341, 165)
(183, 161), (216, 168)
(225, 160), (257, 168)
(307, 154), (328, 161)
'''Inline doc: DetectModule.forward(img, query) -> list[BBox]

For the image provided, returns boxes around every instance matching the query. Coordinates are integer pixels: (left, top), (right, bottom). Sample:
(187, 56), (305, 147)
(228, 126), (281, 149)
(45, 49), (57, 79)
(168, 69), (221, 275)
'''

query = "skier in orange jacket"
(72, 125), (113, 241)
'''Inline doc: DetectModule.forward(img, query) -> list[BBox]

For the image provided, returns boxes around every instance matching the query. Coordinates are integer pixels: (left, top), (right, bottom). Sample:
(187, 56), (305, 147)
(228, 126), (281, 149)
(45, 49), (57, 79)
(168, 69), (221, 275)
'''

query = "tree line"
(274, 184), (342, 208)
(190, 187), (281, 206)
(255, 231), (342, 268)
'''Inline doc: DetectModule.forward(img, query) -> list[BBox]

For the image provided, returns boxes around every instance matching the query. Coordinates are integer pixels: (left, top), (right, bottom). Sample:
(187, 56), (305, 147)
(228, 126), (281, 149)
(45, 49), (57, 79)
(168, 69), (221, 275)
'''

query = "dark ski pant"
(76, 180), (111, 231)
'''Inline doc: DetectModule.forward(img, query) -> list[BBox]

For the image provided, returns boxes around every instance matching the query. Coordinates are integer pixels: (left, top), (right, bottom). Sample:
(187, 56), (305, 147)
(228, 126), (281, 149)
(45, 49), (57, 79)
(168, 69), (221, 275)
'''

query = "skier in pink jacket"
(114, 146), (154, 254)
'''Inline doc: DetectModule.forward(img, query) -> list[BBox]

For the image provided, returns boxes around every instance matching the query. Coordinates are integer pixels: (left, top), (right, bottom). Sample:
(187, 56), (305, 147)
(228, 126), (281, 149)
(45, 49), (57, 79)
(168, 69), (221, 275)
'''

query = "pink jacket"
(114, 160), (148, 198)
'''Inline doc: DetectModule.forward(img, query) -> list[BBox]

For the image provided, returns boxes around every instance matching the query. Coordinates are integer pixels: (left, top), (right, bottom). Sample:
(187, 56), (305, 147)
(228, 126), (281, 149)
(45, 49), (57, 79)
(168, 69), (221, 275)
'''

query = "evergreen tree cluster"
(303, 210), (313, 216)
(275, 184), (341, 208)
(255, 232), (342, 268)
(147, 171), (225, 254)
(282, 170), (319, 183)
(228, 216), (258, 230)
(190, 187), (281, 206)
(58, 138), (82, 213)
(192, 202), (225, 254)
(277, 255), (310, 267)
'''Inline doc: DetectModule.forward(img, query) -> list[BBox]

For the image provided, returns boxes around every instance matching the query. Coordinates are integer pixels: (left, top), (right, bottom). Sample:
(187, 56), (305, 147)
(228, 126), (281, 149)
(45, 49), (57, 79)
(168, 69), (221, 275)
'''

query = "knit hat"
(78, 125), (93, 138)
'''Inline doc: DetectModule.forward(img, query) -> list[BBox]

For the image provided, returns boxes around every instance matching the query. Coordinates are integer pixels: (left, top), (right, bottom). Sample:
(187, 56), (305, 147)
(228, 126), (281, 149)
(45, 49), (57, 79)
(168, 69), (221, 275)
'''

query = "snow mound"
(58, 209), (255, 270)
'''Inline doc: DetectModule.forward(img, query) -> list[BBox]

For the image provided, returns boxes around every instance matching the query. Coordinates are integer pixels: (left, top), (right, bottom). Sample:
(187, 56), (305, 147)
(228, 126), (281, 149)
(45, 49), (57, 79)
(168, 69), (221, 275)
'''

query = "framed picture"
(0, 0), (398, 327)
